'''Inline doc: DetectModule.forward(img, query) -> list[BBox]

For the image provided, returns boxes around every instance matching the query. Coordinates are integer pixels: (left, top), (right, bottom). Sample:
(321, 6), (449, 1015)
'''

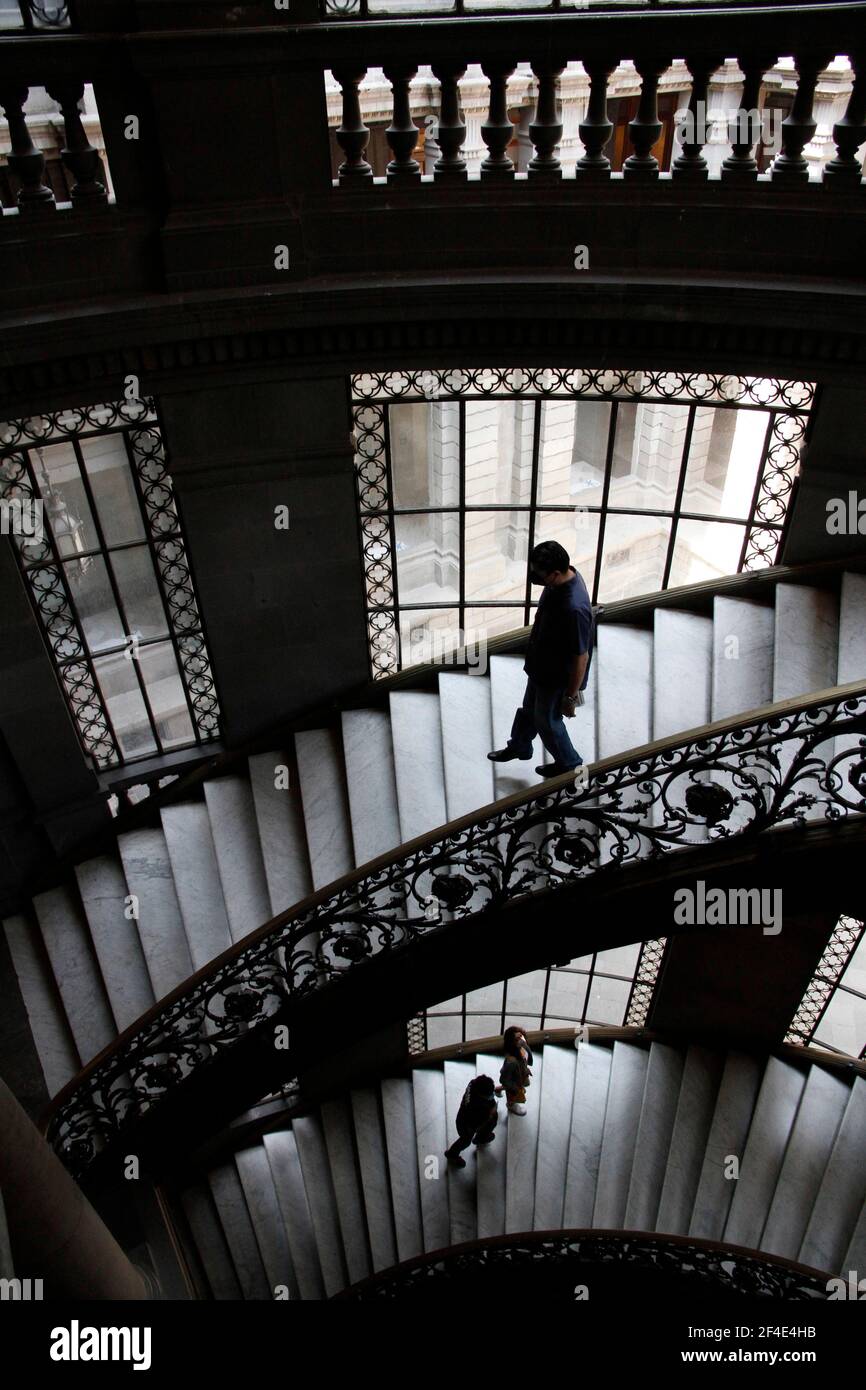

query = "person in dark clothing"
(496, 1025), (534, 1116)
(444, 1074), (498, 1167)
(488, 539), (594, 779)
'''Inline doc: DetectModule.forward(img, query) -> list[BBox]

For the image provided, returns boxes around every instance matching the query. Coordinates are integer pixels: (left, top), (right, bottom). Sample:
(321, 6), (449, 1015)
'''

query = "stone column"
(0, 1075), (148, 1299)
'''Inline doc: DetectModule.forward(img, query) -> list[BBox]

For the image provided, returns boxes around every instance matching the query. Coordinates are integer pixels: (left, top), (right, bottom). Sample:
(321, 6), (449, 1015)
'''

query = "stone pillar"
(0, 1076), (148, 1299)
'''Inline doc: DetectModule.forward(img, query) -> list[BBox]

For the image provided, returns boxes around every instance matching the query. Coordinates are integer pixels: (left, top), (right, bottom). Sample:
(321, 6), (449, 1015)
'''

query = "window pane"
(505, 969), (547, 1015)
(390, 401), (459, 509)
(546, 967), (589, 1023)
(681, 407), (770, 519)
(535, 508), (601, 600)
(595, 943), (642, 974)
(110, 546), (169, 641)
(93, 650), (157, 759)
(667, 519), (747, 588)
(65, 555), (126, 654)
(138, 640), (195, 749)
(586, 973), (631, 1025)
(79, 433), (146, 546)
(812, 989), (865, 1056)
(31, 442), (98, 553)
(465, 508), (529, 601)
(538, 400), (611, 507)
(607, 402), (690, 512)
(395, 512), (460, 603)
(465, 399), (534, 507)
(597, 513), (671, 602)
(399, 607), (460, 667)
(463, 606), (525, 646)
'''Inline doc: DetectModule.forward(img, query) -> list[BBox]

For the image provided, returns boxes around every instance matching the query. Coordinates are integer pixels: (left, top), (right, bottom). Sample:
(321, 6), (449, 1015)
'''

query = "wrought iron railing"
(45, 680), (866, 1178)
(334, 1229), (833, 1299)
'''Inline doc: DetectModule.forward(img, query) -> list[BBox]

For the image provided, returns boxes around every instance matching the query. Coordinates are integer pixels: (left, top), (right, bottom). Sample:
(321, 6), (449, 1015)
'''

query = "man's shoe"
(488, 745), (533, 763)
(445, 1152), (466, 1167)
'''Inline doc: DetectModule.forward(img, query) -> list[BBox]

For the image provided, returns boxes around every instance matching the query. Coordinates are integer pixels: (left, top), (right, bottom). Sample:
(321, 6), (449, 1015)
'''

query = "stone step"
(653, 611), (713, 739)
(350, 1086), (398, 1272)
(690, 1051), (763, 1241)
(31, 885), (115, 1066)
(488, 655), (543, 798)
(711, 596), (775, 720)
(595, 625), (653, 758)
(180, 1183), (242, 1300)
(504, 1049), (543, 1234)
(320, 1096), (372, 1287)
(474, 1052), (508, 1239)
(799, 1076), (866, 1274)
(438, 673), (495, 821)
(563, 1042), (611, 1228)
(381, 1077), (424, 1264)
(73, 855), (154, 1033)
(625, 1041), (684, 1231)
(411, 1066), (450, 1253)
(837, 571), (866, 683)
(772, 584), (839, 701)
(293, 1112), (348, 1297)
(234, 1143), (299, 1300)
(294, 727), (354, 890)
(390, 691), (448, 842)
(207, 1161), (272, 1300)
(443, 1059), (478, 1245)
(248, 749), (312, 916)
(116, 827), (194, 1001)
(723, 1057), (806, 1251)
(340, 709), (402, 864)
(760, 1064), (851, 1262)
(160, 803), (232, 970)
(203, 778), (271, 943)
(655, 1045), (724, 1236)
(262, 1130), (325, 1301)
(593, 1040), (648, 1228)
(2, 912), (79, 1096)
(533, 1042), (577, 1230)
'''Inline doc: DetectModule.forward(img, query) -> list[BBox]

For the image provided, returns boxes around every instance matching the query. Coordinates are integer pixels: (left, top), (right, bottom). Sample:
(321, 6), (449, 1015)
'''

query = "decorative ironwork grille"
(0, 399), (221, 769)
(44, 682), (865, 1179)
(352, 368), (814, 680)
(785, 914), (866, 1055)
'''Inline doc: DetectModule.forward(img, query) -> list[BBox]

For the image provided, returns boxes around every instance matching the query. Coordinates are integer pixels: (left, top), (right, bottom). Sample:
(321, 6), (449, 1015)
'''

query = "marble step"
(444, 1059), (478, 1245)
(841, 1202), (866, 1279)
(390, 691), (448, 843)
(799, 1077), (866, 1274)
(652, 611), (712, 740)
(381, 1077), (424, 1264)
(180, 1183), (242, 1300)
(595, 625), (653, 758)
(294, 727), (354, 890)
(655, 1045), (724, 1236)
(533, 1042), (577, 1231)
(247, 749), (313, 916)
(234, 1143), (299, 1300)
(117, 827), (194, 1001)
(563, 1042), (612, 1228)
(411, 1066), (450, 1253)
(2, 912), (79, 1096)
(293, 1113), (348, 1297)
(690, 1051), (763, 1241)
(624, 1042), (684, 1231)
(350, 1086), (398, 1272)
(438, 673), (495, 821)
(760, 1063), (850, 1262)
(207, 1161), (272, 1300)
(161, 803), (232, 970)
(488, 655), (543, 798)
(837, 571), (866, 683)
(320, 1096), (372, 1287)
(203, 778), (271, 943)
(504, 1049), (543, 1234)
(723, 1057), (807, 1251)
(772, 584), (839, 701)
(31, 885), (115, 1066)
(711, 597), (775, 720)
(263, 1130), (325, 1301)
(340, 709), (402, 865)
(593, 1041), (648, 1228)
(73, 855), (154, 1033)
(474, 1053), (508, 1239)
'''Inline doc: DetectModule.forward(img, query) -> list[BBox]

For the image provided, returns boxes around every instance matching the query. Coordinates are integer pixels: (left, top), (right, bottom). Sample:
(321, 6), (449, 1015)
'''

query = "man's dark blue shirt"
(524, 567), (594, 692)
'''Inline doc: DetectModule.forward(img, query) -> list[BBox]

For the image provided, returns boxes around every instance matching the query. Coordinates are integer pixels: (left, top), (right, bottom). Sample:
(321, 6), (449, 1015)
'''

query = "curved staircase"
(175, 1037), (866, 1300)
(4, 570), (866, 1098)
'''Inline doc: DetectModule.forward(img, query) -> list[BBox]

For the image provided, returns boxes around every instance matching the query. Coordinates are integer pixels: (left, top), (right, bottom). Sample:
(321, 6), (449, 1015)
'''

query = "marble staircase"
(4, 571), (866, 1102)
(175, 1038), (866, 1299)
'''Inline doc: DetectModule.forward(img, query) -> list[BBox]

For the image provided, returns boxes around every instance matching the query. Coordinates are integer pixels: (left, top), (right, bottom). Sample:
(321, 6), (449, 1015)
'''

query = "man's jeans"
(508, 678), (581, 770)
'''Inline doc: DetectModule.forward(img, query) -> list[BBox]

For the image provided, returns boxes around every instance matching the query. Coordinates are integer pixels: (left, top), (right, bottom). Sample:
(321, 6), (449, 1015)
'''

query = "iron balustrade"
(43, 678), (866, 1180)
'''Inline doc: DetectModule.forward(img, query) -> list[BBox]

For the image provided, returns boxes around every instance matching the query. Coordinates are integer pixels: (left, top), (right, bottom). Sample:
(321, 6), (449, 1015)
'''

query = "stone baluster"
(577, 59), (616, 178)
(528, 60), (565, 178)
(480, 61), (517, 180)
(824, 53), (866, 185)
(720, 53), (776, 183)
(672, 55), (723, 181)
(333, 68), (373, 183)
(623, 55), (670, 179)
(44, 80), (107, 204)
(0, 85), (55, 210)
(771, 53), (832, 183)
(430, 64), (468, 181)
(383, 64), (421, 183)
